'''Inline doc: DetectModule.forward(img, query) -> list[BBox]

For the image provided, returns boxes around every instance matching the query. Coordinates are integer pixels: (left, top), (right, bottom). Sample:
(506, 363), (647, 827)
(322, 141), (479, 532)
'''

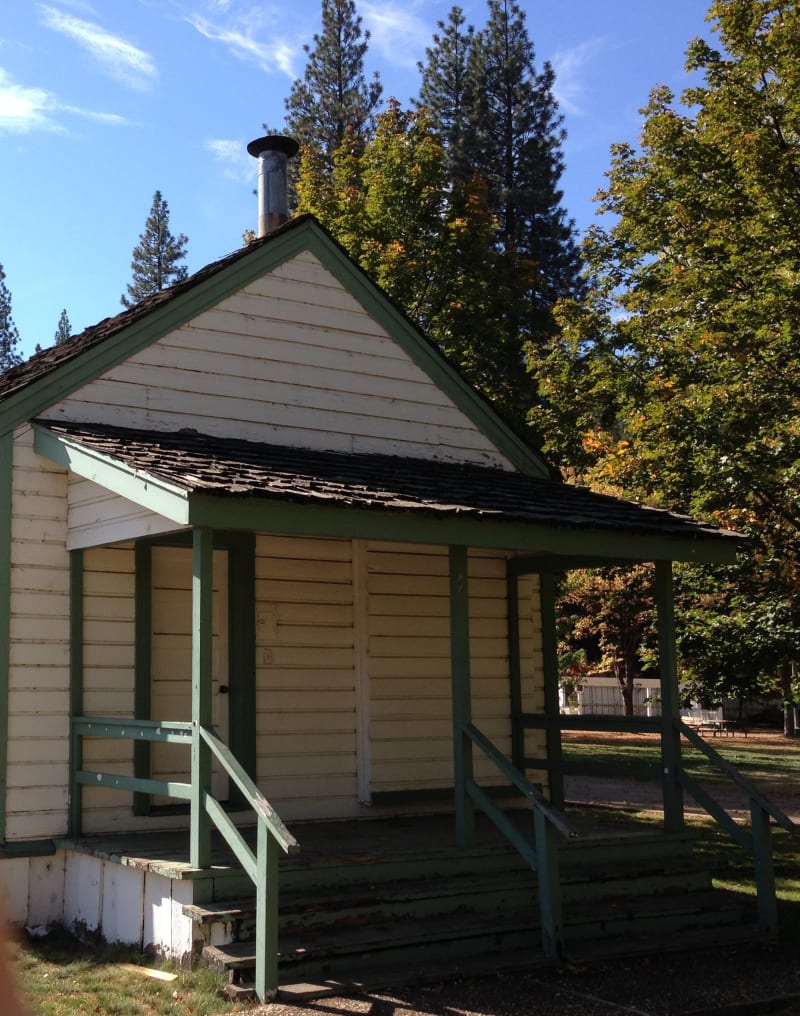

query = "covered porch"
(34, 418), (779, 1001)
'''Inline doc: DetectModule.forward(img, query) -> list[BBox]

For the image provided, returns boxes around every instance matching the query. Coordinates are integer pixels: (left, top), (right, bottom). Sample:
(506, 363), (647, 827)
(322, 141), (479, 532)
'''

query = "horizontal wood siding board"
(306, 233), (549, 477)
(254, 534), (357, 815)
(6, 427), (71, 841)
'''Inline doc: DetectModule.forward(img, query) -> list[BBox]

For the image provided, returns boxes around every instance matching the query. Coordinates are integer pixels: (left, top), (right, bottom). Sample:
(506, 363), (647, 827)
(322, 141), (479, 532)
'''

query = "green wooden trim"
(466, 779), (537, 868)
(74, 770), (192, 800)
(656, 560), (684, 832)
(751, 801), (779, 933)
(0, 430), (12, 842)
(369, 784), (515, 805)
(256, 826), (280, 1001)
(227, 533), (256, 800)
(534, 806), (564, 960)
(133, 542), (152, 816)
(507, 566), (524, 770)
(203, 792), (257, 882)
(191, 528), (214, 868)
(449, 545), (475, 847)
(188, 495), (740, 564)
(523, 713), (662, 734)
(0, 839), (56, 858)
(69, 551), (84, 837)
(33, 424), (189, 523)
(676, 769), (751, 850)
(539, 573), (565, 810)
(73, 717), (193, 741)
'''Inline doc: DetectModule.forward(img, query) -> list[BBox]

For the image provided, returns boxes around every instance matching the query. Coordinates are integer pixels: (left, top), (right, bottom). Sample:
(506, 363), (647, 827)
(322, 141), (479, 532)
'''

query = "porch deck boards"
(55, 807), (669, 879)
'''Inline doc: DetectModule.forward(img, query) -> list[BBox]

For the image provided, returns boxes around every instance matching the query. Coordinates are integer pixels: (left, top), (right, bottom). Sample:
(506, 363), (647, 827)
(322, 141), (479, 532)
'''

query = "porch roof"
(35, 419), (743, 564)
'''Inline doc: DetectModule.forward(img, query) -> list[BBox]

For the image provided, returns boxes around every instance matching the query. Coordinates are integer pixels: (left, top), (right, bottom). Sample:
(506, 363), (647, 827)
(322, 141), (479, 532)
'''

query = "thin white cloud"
(0, 66), (129, 133)
(551, 37), (607, 117)
(360, 3), (430, 71)
(205, 137), (254, 182)
(38, 4), (158, 91)
(184, 8), (297, 78)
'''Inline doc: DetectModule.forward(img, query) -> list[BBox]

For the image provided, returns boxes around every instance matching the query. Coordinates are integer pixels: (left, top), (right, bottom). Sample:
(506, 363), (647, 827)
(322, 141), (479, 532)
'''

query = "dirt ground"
(232, 730), (800, 1016)
(561, 729), (800, 824)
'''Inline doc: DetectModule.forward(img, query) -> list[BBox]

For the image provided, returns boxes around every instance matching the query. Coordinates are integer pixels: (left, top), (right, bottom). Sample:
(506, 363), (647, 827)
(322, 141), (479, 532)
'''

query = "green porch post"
(449, 545), (475, 847)
(655, 560), (684, 832)
(133, 541), (152, 816)
(68, 550), (84, 837)
(190, 527), (214, 868)
(540, 572), (565, 810)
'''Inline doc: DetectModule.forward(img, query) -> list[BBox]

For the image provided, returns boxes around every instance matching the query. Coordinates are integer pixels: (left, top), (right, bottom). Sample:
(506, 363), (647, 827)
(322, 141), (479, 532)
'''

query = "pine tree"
(54, 308), (72, 345)
(284, 0), (382, 164)
(0, 263), (22, 371)
(416, 6), (475, 180)
(416, 1), (583, 420)
(121, 191), (189, 308)
(466, 0), (582, 313)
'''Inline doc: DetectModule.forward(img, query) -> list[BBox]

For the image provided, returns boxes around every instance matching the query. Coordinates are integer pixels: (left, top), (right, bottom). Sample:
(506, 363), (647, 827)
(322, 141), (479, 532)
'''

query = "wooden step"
(202, 884), (756, 989)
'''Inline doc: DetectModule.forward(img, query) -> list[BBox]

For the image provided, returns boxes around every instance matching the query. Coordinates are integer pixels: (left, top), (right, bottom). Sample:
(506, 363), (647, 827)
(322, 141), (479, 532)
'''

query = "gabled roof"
(35, 419), (743, 564)
(0, 215), (554, 479)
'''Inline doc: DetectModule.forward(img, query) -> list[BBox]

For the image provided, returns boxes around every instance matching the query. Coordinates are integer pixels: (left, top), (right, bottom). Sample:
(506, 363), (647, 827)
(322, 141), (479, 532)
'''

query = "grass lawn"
(12, 928), (249, 1016)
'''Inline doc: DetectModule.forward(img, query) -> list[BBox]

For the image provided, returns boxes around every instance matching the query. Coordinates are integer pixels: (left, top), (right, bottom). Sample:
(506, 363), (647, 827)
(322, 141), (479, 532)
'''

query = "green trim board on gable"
(0, 217), (549, 479)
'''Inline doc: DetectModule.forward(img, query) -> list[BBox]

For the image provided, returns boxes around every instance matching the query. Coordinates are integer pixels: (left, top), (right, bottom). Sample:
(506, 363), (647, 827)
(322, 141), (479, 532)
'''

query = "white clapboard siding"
(6, 426), (71, 841)
(76, 543), (137, 828)
(367, 544), (544, 794)
(254, 534), (358, 820)
(67, 476), (183, 550)
(47, 251), (512, 468)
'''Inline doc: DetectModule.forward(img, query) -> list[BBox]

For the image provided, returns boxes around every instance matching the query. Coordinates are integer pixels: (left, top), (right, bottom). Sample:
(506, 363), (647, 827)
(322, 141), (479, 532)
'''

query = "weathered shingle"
(38, 420), (740, 546)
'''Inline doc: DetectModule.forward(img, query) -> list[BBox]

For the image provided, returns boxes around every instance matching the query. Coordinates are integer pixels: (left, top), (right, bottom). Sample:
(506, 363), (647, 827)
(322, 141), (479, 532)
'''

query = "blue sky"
(1, 1), (714, 359)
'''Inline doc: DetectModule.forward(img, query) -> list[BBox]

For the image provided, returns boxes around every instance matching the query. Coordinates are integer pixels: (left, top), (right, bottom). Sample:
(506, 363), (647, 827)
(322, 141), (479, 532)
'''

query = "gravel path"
(234, 942), (800, 1016)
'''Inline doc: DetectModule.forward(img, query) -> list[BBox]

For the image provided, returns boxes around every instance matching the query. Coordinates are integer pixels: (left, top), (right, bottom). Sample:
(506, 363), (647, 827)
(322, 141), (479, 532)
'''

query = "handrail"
(464, 723), (576, 840)
(200, 725), (299, 855)
(461, 720), (574, 961)
(674, 717), (796, 933)
(71, 715), (298, 1000)
(677, 720), (796, 832)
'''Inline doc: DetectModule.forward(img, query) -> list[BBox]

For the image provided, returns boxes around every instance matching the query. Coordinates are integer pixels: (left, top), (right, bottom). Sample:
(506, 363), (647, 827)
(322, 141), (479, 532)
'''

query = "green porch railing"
(70, 716), (299, 1001)
(462, 721), (576, 960)
(517, 712), (797, 935)
(675, 718), (796, 933)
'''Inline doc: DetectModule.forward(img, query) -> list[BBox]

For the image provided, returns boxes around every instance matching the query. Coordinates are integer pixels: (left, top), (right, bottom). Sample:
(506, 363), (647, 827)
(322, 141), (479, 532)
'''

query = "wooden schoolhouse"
(0, 139), (791, 1000)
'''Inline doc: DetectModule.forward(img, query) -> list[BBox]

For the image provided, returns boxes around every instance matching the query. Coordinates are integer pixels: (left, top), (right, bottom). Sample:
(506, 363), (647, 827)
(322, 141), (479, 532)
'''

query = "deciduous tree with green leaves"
(121, 191), (188, 308)
(0, 263), (22, 371)
(296, 102), (538, 416)
(537, 0), (800, 733)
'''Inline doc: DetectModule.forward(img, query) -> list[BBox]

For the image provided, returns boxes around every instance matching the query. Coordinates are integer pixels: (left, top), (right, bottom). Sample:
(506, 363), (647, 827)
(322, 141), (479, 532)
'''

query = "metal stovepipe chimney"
(247, 135), (299, 237)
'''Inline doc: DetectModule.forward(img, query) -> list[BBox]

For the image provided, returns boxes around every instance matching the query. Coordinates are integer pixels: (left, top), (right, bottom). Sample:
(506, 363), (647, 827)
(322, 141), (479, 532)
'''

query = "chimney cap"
(247, 134), (299, 159)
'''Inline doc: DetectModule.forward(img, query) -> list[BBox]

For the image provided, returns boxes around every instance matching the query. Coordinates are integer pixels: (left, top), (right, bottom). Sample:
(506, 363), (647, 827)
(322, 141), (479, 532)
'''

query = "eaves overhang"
(32, 421), (744, 566)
